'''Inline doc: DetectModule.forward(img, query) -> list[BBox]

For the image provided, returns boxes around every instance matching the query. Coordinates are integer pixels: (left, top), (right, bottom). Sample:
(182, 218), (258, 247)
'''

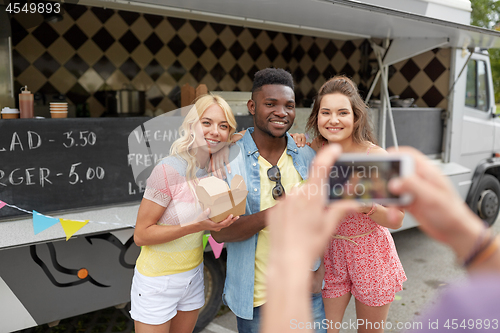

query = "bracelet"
(467, 235), (500, 269)
(463, 229), (496, 268)
(365, 203), (377, 216)
(462, 228), (490, 267)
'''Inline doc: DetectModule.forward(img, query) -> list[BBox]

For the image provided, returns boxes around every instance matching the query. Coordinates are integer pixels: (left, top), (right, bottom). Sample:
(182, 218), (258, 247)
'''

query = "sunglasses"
(267, 165), (285, 200)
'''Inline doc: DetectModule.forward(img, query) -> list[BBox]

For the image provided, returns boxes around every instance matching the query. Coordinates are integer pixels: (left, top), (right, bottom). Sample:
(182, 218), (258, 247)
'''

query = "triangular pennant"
(208, 235), (224, 259)
(0, 200), (6, 209)
(202, 234), (210, 250)
(32, 211), (60, 235)
(60, 219), (89, 241)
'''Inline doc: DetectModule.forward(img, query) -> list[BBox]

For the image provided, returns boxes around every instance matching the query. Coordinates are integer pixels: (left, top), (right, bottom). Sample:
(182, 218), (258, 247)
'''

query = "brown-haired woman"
(303, 76), (406, 333)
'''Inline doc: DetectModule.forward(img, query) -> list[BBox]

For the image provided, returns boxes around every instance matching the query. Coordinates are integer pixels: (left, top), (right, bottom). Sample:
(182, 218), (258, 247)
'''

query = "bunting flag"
(202, 234), (210, 250)
(60, 219), (89, 241)
(0, 199), (223, 258)
(32, 211), (60, 235)
(208, 235), (224, 259)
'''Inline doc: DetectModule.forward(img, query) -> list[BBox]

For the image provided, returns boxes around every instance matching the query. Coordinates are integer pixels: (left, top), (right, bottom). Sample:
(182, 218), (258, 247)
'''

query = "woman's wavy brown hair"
(306, 75), (377, 146)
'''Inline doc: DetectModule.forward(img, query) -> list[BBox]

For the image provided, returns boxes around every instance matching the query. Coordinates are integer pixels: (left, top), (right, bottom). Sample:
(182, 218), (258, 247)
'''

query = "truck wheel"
(471, 174), (500, 227)
(194, 253), (225, 333)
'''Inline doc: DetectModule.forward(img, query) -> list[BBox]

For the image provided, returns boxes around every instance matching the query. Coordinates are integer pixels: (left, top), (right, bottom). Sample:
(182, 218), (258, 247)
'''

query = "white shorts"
(130, 263), (205, 325)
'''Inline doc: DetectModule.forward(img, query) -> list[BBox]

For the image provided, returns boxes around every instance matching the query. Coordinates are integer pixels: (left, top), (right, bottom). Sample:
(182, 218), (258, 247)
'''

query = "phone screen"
(328, 159), (401, 201)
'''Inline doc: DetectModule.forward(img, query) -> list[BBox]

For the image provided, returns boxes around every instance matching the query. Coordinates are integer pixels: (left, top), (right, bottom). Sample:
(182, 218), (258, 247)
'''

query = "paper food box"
(195, 175), (248, 222)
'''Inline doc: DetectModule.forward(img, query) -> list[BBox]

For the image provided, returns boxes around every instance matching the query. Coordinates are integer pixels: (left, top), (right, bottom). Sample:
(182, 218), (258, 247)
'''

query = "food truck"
(0, 0), (499, 331)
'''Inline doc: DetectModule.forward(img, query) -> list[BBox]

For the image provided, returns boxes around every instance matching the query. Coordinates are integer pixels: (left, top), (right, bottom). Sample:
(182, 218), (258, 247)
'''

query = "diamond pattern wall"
(11, 3), (450, 117)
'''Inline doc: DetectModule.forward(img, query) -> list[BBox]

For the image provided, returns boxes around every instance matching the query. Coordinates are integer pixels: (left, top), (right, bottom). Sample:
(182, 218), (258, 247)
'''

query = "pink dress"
(322, 144), (406, 306)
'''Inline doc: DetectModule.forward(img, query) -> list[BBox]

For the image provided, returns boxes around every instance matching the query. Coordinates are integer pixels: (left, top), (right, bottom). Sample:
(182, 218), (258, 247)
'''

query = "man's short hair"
(251, 68), (294, 95)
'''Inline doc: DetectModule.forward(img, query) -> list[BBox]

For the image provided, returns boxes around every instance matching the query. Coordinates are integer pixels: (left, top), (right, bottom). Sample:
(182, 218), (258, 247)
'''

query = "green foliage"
(470, 0), (500, 103)
(470, 0), (500, 28)
(491, 49), (500, 103)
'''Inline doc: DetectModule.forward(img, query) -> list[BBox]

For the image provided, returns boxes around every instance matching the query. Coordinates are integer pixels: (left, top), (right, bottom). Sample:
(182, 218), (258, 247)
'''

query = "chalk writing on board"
(0, 130), (98, 152)
(62, 131), (97, 148)
(67, 163), (105, 185)
(0, 116), (254, 220)
(128, 181), (146, 195)
(0, 118), (147, 220)
(0, 164), (106, 187)
(0, 131), (42, 151)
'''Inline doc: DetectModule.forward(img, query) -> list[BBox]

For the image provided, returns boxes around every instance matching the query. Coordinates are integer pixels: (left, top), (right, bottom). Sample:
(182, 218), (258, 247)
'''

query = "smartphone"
(328, 153), (414, 205)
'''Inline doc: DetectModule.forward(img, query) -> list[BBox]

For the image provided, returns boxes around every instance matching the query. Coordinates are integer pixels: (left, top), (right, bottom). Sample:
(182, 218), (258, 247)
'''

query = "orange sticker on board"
(78, 268), (89, 279)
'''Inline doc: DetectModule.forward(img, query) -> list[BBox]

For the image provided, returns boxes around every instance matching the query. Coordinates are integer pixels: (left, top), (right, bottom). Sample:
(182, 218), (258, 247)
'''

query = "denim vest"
(223, 128), (316, 320)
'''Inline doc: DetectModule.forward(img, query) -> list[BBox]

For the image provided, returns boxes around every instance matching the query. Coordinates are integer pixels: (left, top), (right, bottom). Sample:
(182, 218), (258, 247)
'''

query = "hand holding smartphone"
(328, 153), (414, 205)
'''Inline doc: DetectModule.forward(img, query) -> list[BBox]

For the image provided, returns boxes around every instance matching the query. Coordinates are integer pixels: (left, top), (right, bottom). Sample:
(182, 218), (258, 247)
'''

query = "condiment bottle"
(19, 86), (34, 118)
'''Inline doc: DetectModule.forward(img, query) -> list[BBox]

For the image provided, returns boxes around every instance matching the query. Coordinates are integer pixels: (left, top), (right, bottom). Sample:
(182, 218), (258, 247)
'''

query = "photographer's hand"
(262, 144), (359, 333)
(387, 147), (497, 268)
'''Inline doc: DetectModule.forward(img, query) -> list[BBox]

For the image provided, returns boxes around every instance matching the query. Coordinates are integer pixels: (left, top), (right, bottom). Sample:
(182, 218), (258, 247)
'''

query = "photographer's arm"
(262, 144), (359, 333)
(211, 209), (268, 243)
(388, 147), (500, 273)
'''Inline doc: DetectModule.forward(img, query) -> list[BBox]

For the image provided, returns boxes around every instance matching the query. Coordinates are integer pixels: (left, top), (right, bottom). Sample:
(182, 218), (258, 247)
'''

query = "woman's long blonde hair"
(170, 94), (237, 183)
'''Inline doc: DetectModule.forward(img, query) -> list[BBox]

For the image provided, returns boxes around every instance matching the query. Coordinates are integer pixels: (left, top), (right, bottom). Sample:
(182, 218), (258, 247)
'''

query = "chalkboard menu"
(0, 116), (254, 220)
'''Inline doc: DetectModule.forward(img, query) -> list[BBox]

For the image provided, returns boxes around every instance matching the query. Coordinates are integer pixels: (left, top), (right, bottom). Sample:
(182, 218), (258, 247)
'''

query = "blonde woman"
(130, 94), (240, 333)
